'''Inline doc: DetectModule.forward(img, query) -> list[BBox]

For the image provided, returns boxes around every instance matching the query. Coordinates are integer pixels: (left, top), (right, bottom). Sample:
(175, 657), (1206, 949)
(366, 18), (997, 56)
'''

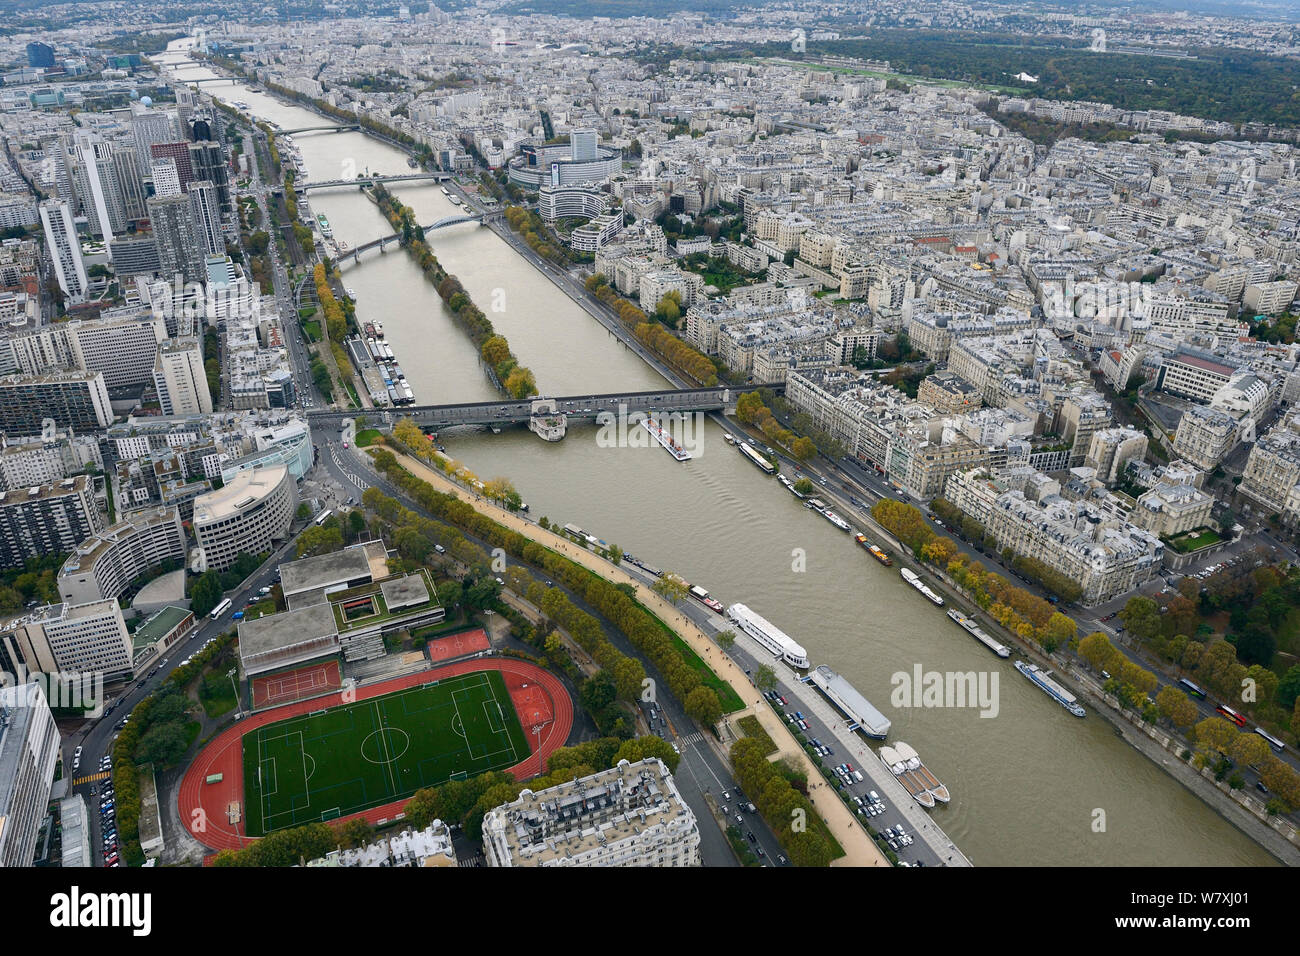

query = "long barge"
(900, 567), (944, 606)
(947, 608), (1010, 658)
(639, 417), (692, 461)
(1015, 660), (1086, 717)
(807, 664), (891, 739)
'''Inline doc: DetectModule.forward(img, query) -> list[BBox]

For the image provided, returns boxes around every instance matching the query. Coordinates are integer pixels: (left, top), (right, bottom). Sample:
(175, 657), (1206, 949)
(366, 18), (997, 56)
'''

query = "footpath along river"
(161, 44), (1277, 866)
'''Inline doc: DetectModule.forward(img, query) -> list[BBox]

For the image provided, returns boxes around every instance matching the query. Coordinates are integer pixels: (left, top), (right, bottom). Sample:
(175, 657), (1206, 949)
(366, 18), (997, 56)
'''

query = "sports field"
(241, 669), (529, 836)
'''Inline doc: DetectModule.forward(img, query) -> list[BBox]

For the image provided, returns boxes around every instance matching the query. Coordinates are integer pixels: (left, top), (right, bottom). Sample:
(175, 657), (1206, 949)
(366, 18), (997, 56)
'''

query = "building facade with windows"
(482, 758), (700, 867)
(192, 463), (295, 571)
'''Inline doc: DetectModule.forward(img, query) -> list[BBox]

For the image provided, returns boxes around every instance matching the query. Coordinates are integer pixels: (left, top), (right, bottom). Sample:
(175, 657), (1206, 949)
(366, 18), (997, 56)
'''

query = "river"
(158, 44), (1276, 866)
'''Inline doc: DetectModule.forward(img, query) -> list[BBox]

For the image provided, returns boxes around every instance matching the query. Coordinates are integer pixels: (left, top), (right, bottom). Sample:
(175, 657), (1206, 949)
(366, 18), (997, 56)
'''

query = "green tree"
(134, 721), (192, 767)
(1156, 685), (1199, 729)
(1118, 596), (1163, 643)
(753, 664), (778, 693)
(189, 570), (224, 617)
(296, 524), (344, 558)
(579, 671), (618, 716)
(652, 572), (689, 605)
(683, 686), (722, 728)
(715, 629), (736, 651)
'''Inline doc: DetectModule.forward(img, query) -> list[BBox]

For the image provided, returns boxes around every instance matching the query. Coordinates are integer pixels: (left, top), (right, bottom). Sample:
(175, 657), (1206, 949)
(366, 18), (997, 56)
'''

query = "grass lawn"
(1167, 528), (1223, 553)
(355, 428), (382, 447)
(737, 715), (777, 756)
(301, 320), (322, 342)
(666, 627), (746, 714)
(241, 670), (528, 836)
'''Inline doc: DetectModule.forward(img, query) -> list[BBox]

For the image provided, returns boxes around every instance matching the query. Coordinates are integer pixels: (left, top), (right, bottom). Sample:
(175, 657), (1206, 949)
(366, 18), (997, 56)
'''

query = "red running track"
(177, 658), (573, 854)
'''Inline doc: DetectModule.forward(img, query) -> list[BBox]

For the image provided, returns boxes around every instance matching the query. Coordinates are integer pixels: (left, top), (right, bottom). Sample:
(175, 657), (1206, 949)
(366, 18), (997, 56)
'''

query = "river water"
(160, 45), (1276, 866)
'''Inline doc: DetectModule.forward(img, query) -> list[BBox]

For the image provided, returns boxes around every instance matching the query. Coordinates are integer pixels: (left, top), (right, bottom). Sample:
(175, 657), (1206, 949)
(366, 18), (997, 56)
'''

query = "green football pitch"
(241, 670), (529, 836)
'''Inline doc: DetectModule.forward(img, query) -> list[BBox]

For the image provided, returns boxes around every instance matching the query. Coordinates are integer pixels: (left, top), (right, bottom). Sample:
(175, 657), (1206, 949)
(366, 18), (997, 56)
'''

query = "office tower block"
(147, 193), (205, 285)
(188, 180), (224, 257)
(153, 337), (213, 415)
(39, 199), (88, 304)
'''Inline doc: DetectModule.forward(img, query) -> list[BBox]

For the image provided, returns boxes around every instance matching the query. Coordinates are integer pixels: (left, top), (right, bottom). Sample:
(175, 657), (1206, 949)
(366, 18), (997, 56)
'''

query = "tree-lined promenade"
(367, 441), (889, 866)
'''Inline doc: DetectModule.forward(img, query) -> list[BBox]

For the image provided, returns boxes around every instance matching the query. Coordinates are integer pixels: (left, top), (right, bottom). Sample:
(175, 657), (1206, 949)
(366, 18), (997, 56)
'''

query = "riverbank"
(861, 512), (1300, 866)
(377, 445), (890, 867)
(166, 45), (1276, 864)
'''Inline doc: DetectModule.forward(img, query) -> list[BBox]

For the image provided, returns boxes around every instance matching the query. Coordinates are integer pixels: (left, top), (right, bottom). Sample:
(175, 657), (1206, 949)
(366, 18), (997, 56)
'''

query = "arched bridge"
(305, 385), (785, 431)
(334, 212), (494, 267)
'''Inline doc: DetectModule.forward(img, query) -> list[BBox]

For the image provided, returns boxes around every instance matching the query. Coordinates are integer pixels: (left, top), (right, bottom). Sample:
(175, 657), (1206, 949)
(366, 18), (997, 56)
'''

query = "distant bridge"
(175, 76), (236, 85)
(306, 385), (784, 431)
(292, 172), (451, 193)
(335, 212), (496, 267)
(278, 124), (362, 135)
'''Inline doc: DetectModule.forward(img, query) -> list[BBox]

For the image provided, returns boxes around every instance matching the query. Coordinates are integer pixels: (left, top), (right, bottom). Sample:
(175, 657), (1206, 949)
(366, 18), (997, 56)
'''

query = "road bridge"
(278, 124), (361, 135)
(292, 172), (451, 193)
(306, 385), (784, 432)
(334, 212), (495, 267)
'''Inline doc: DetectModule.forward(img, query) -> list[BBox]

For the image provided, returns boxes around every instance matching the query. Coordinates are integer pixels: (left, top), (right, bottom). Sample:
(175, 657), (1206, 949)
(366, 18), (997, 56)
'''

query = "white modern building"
(0, 599), (133, 680)
(38, 199), (88, 305)
(192, 463), (295, 571)
(0, 681), (60, 867)
(57, 506), (186, 605)
(153, 337), (212, 415)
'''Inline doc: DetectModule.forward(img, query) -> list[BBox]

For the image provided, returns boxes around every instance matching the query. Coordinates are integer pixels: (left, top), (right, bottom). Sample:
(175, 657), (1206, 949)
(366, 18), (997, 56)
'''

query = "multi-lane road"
(330, 437), (791, 866)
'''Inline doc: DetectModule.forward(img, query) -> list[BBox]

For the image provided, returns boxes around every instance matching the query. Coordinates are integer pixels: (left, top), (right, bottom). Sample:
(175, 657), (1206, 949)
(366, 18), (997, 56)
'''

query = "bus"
(210, 598), (232, 620)
(1178, 678), (1206, 699)
(1215, 704), (1247, 728)
(314, 509), (333, 526)
(1255, 727), (1286, 753)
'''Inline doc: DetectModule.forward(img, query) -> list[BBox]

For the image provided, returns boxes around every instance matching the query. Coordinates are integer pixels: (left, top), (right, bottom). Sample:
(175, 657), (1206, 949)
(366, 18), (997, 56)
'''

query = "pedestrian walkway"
(729, 628), (972, 867)
(381, 447), (889, 867)
(74, 771), (110, 786)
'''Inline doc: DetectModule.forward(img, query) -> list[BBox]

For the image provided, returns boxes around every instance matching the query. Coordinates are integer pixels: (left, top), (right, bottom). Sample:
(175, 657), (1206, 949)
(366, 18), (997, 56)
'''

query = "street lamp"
(227, 667), (242, 718)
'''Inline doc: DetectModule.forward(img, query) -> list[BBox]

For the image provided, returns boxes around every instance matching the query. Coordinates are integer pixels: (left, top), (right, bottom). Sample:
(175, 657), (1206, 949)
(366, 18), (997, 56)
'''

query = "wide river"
(160, 45), (1275, 865)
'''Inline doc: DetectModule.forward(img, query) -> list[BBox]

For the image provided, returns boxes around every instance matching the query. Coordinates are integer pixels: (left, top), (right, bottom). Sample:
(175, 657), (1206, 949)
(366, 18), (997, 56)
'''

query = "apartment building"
(0, 682), (60, 867)
(1129, 482), (1215, 539)
(482, 758), (700, 867)
(57, 506), (186, 605)
(0, 600), (133, 679)
(917, 370), (981, 414)
(153, 337), (213, 416)
(1084, 427), (1148, 485)
(946, 468), (1163, 604)
(1172, 405), (1242, 472)
(1243, 280), (1297, 317)
(0, 371), (112, 433)
(0, 475), (104, 571)
(1238, 409), (1300, 523)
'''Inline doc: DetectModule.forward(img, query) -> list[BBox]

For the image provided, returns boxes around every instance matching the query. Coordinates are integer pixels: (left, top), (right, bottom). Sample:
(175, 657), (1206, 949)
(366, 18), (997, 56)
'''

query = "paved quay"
(383, 446), (890, 867)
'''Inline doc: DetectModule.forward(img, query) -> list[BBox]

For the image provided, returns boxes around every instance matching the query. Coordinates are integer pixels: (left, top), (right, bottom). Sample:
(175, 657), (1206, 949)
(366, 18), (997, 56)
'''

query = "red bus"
(1216, 704), (1247, 728)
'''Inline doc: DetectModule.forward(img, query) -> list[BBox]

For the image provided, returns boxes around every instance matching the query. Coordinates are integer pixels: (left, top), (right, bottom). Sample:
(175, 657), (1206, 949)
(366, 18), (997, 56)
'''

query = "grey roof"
(238, 603), (338, 661)
(379, 574), (431, 611)
(280, 546), (372, 598)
